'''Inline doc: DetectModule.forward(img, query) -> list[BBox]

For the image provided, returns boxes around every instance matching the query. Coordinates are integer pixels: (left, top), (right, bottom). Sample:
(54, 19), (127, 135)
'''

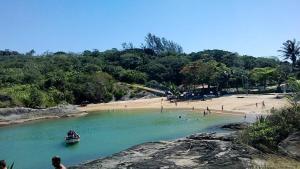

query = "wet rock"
(221, 122), (250, 130)
(279, 132), (300, 160)
(69, 133), (264, 169)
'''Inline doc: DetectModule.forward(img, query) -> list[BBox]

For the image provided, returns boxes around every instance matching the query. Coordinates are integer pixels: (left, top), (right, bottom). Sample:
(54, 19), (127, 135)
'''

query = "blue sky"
(0, 0), (299, 57)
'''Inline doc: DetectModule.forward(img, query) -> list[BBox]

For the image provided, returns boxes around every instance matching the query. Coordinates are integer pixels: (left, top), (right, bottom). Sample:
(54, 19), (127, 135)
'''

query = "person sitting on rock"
(52, 156), (66, 169)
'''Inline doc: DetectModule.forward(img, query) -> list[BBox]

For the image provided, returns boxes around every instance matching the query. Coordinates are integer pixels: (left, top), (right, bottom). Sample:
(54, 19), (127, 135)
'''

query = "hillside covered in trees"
(0, 34), (298, 108)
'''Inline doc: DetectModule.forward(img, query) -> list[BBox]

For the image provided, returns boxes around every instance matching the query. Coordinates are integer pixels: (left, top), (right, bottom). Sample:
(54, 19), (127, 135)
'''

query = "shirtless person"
(52, 156), (66, 169)
(0, 160), (7, 169)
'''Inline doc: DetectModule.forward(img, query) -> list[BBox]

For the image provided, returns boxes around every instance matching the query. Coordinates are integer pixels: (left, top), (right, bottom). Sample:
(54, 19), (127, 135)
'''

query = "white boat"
(65, 130), (80, 144)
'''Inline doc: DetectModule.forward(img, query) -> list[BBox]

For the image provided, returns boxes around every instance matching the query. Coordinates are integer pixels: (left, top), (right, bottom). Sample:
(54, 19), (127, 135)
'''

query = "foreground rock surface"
(279, 132), (300, 160)
(69, 133), (264, 169)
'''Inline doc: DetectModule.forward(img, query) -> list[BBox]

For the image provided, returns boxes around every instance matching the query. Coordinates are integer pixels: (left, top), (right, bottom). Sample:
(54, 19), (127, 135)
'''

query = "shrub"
(113, 84), (127, 100)
(240, 107), (300, 152)
(120, 70), (147, 84)
(23, 86), (44, 108)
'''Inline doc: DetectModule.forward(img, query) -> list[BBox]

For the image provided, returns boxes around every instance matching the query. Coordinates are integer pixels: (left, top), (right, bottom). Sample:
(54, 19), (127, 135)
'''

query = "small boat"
(65, 130), (80, 144)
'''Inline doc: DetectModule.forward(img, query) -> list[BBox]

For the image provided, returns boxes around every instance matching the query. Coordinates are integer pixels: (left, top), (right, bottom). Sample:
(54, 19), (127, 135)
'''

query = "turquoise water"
(0, 110), (253, 169)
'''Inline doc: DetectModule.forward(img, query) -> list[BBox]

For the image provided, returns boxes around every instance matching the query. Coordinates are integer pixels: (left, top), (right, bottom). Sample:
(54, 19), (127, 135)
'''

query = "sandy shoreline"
(79, 94), (288, 114)
(0, 94), (289, 127)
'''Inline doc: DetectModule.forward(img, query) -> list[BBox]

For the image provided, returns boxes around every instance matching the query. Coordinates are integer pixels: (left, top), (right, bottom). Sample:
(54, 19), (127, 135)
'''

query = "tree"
(287, 78), (300, 106)
(121, 42), (134, 50)
(71, 72), (115, 104)
(240, 55), (257, 70)
(120, 53), (143, 69)
(156, 55), (189, 84)
(272, 64), (291, 90)
(181, 60), (230, 91)
(250, 67), (276, 89)
(138, 62), (168, 82)
(207, 61), (231, 91)
(143, 33), (183, 54)
(25, 86), (44, 108)
(120, 70), (147, 84)
(26, 49), (35, 56)
(229, 68), (249, 92)
(180, 61), (212, 89)
(278, 39), (300, 69)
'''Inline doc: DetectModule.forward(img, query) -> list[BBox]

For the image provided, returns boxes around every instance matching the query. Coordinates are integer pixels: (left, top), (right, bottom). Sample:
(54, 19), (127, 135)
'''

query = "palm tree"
(278, 39), (300, 70)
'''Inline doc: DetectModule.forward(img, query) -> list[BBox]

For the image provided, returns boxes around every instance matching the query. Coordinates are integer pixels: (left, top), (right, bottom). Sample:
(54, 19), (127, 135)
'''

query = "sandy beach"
(0, 94), (289, 127)
(79, 94), (289, 115)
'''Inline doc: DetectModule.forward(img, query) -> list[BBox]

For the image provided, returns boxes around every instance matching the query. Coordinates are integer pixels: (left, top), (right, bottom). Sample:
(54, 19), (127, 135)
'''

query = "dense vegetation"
(240, 79), (300, 152)
(0, 34), (299, 108)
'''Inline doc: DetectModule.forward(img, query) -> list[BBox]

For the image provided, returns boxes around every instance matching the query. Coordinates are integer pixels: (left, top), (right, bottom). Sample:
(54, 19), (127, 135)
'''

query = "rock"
(0, 104), (80, 122)
(0, 107), (33, 116)
(221, 122), (250, 130)
(278, 132), (300, 160)
(0, 94), (12, 102)
(69, 133), (264, 169)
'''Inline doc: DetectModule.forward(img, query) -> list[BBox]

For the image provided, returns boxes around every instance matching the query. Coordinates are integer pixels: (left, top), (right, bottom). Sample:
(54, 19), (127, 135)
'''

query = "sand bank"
(80, 94), (288, 115)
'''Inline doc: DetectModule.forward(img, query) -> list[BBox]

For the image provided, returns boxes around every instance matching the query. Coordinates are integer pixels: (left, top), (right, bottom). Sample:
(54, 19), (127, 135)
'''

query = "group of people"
(255, 101), (266, 108)
(203, 106), (211, 116)
(0, 156), (66, 169)
(67, 130), (79, 139)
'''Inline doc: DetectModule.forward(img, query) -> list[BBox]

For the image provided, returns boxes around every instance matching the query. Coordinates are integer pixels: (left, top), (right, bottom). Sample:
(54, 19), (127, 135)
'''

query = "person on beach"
(221, 105), (224, 111)
(207, 106), (211, 114)
(262, 101), (265, 108)
(244, 114), (247, 120)
(52, 156), (66, 169)
(256, 103), (258, 107)
(0, 160), (7, 169)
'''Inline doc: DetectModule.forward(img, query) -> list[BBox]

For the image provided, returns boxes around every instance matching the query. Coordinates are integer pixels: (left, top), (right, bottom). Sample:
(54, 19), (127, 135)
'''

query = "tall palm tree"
(278, 39), (300, 70)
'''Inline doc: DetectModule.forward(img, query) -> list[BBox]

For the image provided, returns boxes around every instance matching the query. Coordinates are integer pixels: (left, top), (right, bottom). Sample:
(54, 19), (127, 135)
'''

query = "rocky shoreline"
(69, 132), (264, 169)
(0, 104), (86, 126)
(68, 121), (300, 169)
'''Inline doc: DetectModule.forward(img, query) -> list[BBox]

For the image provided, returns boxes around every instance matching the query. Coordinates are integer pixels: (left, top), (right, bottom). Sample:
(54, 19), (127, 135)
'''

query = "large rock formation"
(69, 133), (264, 169)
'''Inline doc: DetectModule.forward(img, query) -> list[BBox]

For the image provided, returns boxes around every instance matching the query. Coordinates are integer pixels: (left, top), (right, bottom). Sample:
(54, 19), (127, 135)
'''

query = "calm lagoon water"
(0, 109), (253, 169)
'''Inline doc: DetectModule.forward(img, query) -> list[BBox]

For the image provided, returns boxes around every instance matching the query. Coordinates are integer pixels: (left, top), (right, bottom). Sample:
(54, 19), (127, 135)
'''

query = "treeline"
(0, 34), (298, 108)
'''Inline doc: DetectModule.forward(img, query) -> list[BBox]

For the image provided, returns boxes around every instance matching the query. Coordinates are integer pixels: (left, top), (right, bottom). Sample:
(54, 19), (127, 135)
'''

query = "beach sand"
(79, 94), (289, 115)
(0, 94), (289, 127)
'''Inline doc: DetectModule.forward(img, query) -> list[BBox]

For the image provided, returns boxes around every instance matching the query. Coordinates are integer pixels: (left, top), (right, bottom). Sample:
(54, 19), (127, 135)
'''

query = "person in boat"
(67, 130), (79, 139)
(52, 156), (66, 169)
(0, 160), (7, 169)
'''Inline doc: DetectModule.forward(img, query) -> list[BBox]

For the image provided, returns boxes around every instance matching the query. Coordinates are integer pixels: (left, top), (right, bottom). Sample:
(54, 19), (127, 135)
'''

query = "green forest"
(0, 34), (299, 108)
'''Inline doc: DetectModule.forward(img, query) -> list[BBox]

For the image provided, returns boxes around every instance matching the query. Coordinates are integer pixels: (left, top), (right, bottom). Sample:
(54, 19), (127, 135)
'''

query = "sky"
(0, 0), (299, 57)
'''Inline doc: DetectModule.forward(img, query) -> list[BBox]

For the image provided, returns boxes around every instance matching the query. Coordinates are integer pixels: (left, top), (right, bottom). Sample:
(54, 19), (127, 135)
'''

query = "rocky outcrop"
(279, 132), (300, 160)
(69, 133), (264, 169)
(0, 104), (81, 125)
(0, 104), (79, 116)
(221, 122), (250, 130)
